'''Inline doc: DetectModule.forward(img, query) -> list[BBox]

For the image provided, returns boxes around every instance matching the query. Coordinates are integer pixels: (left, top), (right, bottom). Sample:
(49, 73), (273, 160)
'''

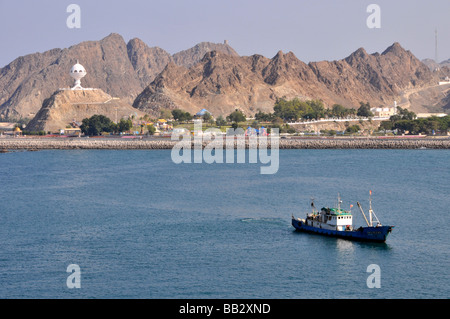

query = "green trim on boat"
(322, 207), (352, 216)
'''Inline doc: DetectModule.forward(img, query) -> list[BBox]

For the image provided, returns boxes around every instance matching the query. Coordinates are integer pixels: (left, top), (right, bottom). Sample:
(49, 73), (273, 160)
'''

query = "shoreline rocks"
(0, 137), (449, 150)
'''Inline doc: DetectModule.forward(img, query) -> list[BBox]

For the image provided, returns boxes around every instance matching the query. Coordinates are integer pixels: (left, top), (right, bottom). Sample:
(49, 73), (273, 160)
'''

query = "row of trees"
(272, 98), (327, 121)
(171, 109), (193, 122)
(169, 99), (378, 130)
(380, 114), (450, 135)
(171, 107), (247, 128)
(254, 98), (375, 123)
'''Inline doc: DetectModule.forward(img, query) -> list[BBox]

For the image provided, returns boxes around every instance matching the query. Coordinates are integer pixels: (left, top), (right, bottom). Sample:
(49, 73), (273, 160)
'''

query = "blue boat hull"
(292, 218), (393, 243)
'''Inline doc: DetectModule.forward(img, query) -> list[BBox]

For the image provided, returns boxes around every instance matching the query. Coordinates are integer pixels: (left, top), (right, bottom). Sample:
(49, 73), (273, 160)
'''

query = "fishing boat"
(291, 192), (394, 243)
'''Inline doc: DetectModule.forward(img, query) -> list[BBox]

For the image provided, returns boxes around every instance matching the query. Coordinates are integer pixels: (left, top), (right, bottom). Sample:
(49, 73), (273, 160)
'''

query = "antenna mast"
(435, 28), (439, 65)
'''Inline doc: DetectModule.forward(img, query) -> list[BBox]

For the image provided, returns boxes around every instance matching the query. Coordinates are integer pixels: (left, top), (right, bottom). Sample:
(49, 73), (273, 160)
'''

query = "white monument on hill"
(70, 60), (87, 90)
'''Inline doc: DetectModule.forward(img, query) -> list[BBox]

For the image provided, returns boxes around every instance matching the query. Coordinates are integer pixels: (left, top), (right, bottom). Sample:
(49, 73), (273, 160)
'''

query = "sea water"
(0, 149), (448, 298)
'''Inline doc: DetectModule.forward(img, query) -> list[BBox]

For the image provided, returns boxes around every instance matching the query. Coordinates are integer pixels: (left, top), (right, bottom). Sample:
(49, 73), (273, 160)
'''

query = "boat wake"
(240, 217), (286, 226)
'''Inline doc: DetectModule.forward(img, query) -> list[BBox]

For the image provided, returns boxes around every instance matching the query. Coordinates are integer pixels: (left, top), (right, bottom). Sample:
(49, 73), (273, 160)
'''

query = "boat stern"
(291, 216), (304, 230)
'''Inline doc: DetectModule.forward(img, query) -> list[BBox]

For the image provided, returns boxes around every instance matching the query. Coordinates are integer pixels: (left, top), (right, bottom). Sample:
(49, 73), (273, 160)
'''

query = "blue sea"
(0, 149), (449, 299)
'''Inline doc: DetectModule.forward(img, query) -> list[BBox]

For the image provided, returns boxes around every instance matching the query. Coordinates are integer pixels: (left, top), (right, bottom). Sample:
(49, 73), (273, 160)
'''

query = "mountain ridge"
(134, 42), (440, 116)
(0, 33), (238, 120)
(1, 33), (448, 122)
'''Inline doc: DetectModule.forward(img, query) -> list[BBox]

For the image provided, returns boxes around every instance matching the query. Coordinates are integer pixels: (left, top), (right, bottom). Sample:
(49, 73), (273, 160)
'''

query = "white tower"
(70, 60), (87, 90)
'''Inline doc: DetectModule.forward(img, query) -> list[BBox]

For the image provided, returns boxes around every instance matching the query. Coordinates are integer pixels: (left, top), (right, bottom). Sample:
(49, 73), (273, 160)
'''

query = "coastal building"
(438, 76), (450, 85)
(13, 126), (22, 137)
(370, 101), (397, 118)
(60, 128), (81, 136)
(156, 119), (172, 131)
(370, 107), (396, 117)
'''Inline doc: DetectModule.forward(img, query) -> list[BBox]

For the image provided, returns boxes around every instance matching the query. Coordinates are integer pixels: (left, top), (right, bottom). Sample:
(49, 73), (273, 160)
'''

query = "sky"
(0, 0), (449, 68)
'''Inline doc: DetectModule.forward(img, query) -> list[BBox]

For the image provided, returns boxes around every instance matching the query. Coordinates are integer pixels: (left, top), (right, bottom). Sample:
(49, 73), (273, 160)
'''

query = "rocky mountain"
(2, 33), (448, 123)
(0, 33), (142, 120)
(134, 42), (440, 116)
(0, 34), (240, 121)
(26, 89), (144, 133)
(172, 41), (239, 69)
(127, 38), (173, 88)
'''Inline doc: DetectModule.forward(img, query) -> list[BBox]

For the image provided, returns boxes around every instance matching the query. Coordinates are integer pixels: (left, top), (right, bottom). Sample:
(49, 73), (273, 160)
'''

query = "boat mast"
(357, 202), (370, 227)
(337, 193), (342, 210)
(311, 197), (316, 214)
(368, 190), (381, 226)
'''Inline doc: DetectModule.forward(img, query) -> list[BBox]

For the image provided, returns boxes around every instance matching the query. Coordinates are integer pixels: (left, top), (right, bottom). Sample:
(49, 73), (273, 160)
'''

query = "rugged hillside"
(0, 34), (240, 120)
(172, 41), (239, 69)
(26, 89), (144, 133)
(2, 33), (447, 121)
(127, 38), (174, 88)
(0, 33), (143, 120)
(133, 43), (439, 117)
(309, 43), (434, 107)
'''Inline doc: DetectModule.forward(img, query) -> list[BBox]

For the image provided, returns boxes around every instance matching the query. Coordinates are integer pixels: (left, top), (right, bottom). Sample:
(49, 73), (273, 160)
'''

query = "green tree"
(172, 109), (185, 121)
(305, 100), (325, 120)
(329, 104), (356, 118)
(255, 110), (274, 122)
(357, 102), (374, 117)
(172, 109), (193, 122)
(147, 124), (156, 135)
(273, 98), (326, 121)
(226, 109), (246, 124)
(395, 106), (416, 121)
(330, 104), (348, 118)
(273, 98), (301, 121)
(215, 115), (227, 127)
(346, 125), (360, 134)
(80, 115), (115, 136)
(184, 112), (193, 122)
(379, 121), (393, 133)
(202, 111), (212, 122)
(118, 118), (133, 133)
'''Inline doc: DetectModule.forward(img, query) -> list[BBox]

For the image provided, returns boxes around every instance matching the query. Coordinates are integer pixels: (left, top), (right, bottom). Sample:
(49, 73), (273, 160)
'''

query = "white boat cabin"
(306, 207), (353, 231)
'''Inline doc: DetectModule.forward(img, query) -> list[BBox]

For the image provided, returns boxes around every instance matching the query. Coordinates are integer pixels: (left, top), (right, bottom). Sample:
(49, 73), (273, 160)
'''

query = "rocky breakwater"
(0, 137), (449, 151)
(0, 138), (178, 150)
(278, 138), (450, 149)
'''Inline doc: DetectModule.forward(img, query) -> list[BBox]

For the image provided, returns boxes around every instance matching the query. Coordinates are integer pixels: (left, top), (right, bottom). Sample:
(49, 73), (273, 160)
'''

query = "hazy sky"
(0, 0), (449, 67)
